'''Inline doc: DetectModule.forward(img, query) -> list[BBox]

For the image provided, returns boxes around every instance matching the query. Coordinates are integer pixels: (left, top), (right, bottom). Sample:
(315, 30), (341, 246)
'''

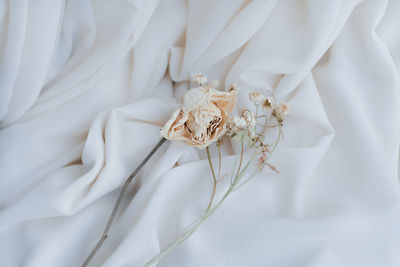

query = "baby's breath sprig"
(144, 89), (288, 266)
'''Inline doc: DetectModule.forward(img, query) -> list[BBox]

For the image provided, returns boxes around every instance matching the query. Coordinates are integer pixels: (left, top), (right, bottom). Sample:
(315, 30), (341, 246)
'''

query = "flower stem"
(217, 144), (222, 177)
(233, 116), (283, 191)
(235, 142), (244, 179)
(81, 138), (167, 267)
(206, 146), (217, 212)
(144, 143), (246, 267)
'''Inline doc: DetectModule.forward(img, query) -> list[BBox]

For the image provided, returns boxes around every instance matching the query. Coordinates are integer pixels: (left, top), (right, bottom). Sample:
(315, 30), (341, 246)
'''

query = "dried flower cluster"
(85, 74), (289, 267)
(148, 74), (289, 266)
(226, 90), (288, 171)
(162, 73), (288, 175)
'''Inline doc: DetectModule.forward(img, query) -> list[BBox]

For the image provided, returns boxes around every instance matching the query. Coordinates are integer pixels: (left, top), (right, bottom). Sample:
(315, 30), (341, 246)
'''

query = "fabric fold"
(0, 0), (399, 266)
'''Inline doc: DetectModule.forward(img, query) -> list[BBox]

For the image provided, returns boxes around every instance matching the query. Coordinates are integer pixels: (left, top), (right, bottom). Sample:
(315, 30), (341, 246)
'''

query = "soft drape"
(0, 0), (399, 266)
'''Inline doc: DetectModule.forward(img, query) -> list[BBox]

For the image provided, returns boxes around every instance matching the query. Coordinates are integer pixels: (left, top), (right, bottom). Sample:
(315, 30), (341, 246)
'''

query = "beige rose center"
(185, 103), (222, 143)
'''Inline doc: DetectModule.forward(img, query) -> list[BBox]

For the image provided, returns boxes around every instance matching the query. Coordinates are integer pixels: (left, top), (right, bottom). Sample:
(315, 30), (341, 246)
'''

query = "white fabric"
(1, 0), (400, 266)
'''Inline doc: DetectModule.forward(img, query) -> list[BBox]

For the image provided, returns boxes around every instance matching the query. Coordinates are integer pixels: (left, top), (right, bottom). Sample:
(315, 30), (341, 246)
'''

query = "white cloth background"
(1, 0), (400, 266)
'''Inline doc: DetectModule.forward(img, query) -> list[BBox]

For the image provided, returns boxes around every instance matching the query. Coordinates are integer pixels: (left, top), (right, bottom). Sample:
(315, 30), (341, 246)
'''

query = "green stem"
(217, 144), (222, 178)
(206, 147), (217, 212)
(234, 142), (244, 180)
(143, 142), (246, 267)
(234, 119), (283, 191)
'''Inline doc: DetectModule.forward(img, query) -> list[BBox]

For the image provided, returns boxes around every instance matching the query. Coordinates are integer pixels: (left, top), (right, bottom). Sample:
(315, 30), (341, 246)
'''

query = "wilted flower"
(227, 108), (256, 142)
(275, 102), (289, 122)
(161, 83), (237, 148)
(191, 73), (207, 85)
(262, 96), (274, 111)
(90, 77), (287, 267)
(257, 143), (271, 154)
(228, 116), (247, 131)
(248, 92), (264, 104)
(241, 109), (256, 135)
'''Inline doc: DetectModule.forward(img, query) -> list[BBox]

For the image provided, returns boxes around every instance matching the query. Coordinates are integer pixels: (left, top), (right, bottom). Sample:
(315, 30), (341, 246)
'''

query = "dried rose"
(161, 85), (237, 148)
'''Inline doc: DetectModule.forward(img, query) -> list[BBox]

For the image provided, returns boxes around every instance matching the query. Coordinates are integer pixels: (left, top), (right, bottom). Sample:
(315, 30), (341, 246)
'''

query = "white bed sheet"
(0, 0), (400, 266)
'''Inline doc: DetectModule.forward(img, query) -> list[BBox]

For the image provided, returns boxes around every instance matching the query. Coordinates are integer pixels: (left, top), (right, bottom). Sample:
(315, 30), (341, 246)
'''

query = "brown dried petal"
(161, 85), (237, 148)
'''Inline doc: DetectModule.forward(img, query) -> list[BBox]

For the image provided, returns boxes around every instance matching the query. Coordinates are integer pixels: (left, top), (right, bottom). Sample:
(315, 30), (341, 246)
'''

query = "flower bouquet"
(82, 74), (288, 267)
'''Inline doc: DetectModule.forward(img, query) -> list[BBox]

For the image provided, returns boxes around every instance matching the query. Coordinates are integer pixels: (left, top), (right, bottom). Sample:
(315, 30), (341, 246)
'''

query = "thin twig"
(235, 142), (244, 180)
(144, 123), (280, 266)
(81, 138), (167, 267)
(233, 115), (283, 191)
(256, 115), (267, 119)
(144, 141), (247, 267)
(206, 147), (217, 212)
(217, 144), (222, 178)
